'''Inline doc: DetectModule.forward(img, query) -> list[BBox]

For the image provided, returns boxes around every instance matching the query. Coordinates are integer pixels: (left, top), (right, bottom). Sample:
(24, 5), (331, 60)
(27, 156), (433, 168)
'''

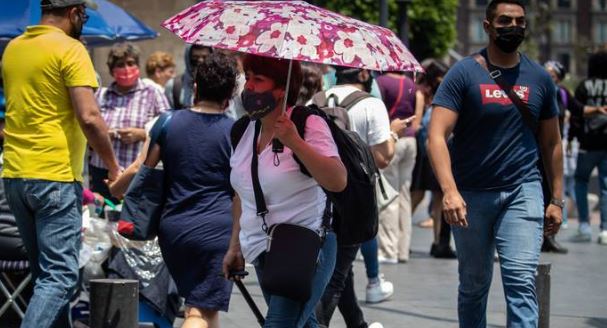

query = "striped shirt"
(90, 79), (169, 169)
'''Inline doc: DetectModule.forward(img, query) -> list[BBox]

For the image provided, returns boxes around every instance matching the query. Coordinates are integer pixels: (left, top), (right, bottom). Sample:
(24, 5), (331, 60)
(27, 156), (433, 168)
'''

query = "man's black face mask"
(69, 8), (87, 40)
(492, 25), (526, 54)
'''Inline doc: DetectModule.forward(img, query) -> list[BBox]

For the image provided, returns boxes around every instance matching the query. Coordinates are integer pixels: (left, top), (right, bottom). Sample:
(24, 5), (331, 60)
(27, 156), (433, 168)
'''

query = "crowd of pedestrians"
(0, 0), (606, 328)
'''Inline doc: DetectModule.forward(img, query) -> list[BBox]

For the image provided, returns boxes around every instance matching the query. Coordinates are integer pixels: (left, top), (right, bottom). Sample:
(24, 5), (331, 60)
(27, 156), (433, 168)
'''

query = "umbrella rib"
(274, 7), (295, 61)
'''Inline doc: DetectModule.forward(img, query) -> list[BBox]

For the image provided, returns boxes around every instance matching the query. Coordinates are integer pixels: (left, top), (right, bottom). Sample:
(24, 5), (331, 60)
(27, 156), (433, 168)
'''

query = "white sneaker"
(377, 255), (398, 264)
(368, 323), (384, 328)
(366, 274), (394, 303)
(571, 223), (592, 242)
(598, 231), (607, 245)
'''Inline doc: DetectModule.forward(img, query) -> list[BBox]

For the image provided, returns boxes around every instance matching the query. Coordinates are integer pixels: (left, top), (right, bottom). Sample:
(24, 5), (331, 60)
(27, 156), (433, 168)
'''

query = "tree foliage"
(408, 0), (458, 60)
(309, 0), (457, 60)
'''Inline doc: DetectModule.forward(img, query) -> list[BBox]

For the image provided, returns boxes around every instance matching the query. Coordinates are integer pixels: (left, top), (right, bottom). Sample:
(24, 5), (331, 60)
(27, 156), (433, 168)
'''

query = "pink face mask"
(112, 66), (140, 87)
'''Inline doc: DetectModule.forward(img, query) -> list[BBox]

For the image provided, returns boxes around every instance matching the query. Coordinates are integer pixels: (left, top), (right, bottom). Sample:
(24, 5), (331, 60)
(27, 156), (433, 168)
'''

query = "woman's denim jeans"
(3, 178), (83, 328)
(453, 181), (544, 328)
(254, 232), (337, 328)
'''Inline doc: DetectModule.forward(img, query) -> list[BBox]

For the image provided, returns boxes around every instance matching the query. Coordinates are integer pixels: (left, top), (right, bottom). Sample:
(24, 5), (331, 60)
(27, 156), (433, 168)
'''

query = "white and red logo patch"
(480, 84), (530, 105)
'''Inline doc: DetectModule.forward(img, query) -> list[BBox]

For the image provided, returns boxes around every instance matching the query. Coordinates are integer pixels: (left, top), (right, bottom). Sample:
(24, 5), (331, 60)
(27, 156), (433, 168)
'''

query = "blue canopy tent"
(0, 0), (158, 47)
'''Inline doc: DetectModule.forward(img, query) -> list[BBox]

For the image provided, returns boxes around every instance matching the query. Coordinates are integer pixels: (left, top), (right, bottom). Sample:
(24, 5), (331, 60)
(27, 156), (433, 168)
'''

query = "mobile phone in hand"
(404, 115), (416, 126)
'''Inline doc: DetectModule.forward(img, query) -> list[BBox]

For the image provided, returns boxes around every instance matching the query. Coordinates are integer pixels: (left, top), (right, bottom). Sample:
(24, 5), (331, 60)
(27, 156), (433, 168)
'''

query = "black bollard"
(536, 263), (551, 328)
(90, 279), (139, 328)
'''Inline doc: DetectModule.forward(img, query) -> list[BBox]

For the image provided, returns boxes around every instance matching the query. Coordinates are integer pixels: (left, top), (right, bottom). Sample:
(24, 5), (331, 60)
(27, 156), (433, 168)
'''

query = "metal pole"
(536, 263), (551, 328)
(380, 0), (388, 28)
(90, 279), (138, 328)
(397, 0), (412, 46)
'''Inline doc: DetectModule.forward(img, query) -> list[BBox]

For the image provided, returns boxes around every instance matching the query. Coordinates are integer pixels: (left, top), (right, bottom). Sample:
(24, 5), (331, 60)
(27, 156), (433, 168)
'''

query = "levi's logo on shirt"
(480, 84), (530, 105)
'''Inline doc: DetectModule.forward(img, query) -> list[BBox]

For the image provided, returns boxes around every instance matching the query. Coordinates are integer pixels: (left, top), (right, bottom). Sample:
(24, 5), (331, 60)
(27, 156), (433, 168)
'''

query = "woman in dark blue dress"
(143, 52), (239, 328)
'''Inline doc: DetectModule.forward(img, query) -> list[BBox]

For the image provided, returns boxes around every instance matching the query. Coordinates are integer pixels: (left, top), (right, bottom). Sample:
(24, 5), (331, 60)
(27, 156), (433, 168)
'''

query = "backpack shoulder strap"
(339, 90), (371, 111)
(290, 106), (318, 145)
(290, 106), (323, 177)
(230, 116), (251, 151)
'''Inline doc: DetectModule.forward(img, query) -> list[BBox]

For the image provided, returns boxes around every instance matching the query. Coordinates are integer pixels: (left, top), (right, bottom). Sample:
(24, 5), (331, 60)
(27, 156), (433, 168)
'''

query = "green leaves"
(311, 0), (457, 60)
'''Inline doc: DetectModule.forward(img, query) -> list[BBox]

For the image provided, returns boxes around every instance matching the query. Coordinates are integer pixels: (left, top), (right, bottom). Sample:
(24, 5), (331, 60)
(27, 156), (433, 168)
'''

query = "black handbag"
(249, 120), (330, 302)
(118, 111), (173, 241)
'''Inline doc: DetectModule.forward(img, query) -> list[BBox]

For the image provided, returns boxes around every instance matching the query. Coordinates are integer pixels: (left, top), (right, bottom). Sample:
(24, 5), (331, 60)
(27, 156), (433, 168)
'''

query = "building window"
(595, 0), (607, 10)
(553, 19), (572, 44)
(475, 0), (488, 7)
(595, 21), (607, 43)
(557, 53), (571, 73)
(471, 17), (488, 43)
(558, 0), (571, 8)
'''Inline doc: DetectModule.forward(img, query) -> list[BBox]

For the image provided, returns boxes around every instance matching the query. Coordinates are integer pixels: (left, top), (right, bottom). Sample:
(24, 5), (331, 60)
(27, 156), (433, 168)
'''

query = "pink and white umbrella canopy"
(162, 0), (423, 73)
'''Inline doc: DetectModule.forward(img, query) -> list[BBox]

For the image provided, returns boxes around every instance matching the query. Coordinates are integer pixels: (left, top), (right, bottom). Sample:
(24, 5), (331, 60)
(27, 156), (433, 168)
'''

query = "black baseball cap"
(41, 0), (97, 10)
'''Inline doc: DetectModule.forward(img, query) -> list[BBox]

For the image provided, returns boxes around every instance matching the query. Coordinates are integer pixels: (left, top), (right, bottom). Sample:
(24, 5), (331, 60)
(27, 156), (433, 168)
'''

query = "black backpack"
(231, 105), (379, 245)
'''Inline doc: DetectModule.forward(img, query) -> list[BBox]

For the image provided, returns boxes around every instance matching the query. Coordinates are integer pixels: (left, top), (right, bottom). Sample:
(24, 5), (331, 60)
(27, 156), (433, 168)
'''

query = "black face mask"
(69, 15), (84, 40)
(241, 90), (277, 120)
(493, 26), (526, 54)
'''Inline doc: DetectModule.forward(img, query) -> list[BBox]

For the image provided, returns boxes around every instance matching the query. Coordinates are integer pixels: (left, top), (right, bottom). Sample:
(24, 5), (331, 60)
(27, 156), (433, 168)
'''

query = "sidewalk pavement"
(212, 211), (607, 328)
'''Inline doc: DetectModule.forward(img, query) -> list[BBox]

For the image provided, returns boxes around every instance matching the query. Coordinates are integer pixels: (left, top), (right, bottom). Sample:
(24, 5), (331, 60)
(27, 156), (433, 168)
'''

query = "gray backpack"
(310, 90), (371, 131)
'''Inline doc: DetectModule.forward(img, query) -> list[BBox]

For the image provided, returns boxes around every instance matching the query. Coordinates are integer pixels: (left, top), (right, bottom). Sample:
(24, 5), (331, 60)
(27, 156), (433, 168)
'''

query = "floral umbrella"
(161, 0), (423, 73)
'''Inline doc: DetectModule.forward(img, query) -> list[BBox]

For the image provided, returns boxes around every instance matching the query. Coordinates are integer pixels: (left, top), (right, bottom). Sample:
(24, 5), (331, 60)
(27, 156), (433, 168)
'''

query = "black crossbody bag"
(250, 121), (331, 302)
(473, 53), (551, 207)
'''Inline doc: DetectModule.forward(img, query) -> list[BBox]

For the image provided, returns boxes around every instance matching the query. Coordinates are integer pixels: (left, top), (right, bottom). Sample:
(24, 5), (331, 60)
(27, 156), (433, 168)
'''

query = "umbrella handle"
(272, 58), (293, 155)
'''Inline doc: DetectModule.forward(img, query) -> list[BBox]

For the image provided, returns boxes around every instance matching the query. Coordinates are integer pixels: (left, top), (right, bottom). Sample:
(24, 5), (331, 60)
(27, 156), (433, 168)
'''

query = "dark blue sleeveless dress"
(158, 109), (234, 311)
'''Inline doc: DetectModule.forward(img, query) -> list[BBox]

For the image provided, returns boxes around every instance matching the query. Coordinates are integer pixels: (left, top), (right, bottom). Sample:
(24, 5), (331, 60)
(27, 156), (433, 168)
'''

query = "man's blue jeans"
(3, 178), (82, 328)
(254, 232), (337, 328)
(574, 150), (607, 230)
(453, 181), (544, 328)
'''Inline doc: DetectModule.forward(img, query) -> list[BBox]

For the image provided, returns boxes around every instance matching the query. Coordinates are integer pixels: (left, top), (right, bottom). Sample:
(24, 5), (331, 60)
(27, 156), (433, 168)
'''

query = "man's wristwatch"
(549, 198), (565, 209)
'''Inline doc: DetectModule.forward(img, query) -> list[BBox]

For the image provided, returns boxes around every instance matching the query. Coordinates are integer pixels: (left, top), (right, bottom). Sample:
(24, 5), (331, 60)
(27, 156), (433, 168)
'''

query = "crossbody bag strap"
(251, 116), (332, 236)
(250, 120), (270, 233)
(473, 53), (538, 136)
(388, 77), (406, 118)
(474, 53), (552, 202)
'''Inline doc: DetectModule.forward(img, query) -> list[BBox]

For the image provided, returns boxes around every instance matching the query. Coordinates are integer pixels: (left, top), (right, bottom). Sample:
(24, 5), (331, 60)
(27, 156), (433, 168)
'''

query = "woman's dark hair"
(417, 59), (448, 97)
(485, 0), (525, 21)
(242, 54), (303, 107)
(588, 51), (607, 79)
(195, 52), (239, 104)
(297, 64), (323, 105)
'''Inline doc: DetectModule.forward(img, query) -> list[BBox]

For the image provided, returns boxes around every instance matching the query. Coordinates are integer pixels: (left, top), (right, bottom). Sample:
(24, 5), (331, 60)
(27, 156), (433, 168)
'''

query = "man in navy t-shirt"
(428, 1), (564, 327)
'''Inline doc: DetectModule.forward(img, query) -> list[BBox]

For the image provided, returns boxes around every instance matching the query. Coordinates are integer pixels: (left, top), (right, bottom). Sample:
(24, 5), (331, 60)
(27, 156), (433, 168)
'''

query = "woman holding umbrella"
(223, 54), (347, 327)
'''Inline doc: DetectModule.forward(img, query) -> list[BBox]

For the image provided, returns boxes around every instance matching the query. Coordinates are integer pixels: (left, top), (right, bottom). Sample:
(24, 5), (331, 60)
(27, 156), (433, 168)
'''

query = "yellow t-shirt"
(1, 25), (98, 182)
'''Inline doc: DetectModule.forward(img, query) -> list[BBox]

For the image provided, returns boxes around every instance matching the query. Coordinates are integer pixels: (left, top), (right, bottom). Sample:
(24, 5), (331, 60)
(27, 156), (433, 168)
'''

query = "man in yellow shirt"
(1, 1), (120, 327)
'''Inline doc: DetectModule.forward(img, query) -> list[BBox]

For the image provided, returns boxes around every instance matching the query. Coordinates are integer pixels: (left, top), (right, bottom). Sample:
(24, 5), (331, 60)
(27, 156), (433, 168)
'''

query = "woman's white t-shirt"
(230, 109), (340, 263)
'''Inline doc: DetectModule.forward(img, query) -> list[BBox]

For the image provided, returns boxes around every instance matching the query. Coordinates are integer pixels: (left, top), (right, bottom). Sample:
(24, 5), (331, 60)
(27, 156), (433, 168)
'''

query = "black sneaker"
(430, 243), (457, 259)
